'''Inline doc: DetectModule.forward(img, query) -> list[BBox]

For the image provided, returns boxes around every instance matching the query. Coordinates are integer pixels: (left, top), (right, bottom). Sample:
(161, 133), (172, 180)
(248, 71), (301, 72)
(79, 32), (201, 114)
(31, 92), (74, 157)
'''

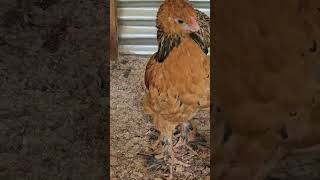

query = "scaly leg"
(151, 133), (164, 152)
(166, 136), (190, 179)
(174, 122), (198, 155)
(152, 138), (161, 151)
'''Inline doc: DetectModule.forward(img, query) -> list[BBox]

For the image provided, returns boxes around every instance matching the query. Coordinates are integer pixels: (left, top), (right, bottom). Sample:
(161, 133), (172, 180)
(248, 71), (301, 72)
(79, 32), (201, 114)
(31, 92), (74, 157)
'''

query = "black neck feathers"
(190, 32), (208, 54)
(155, 27), (208, 63)
(155, 28), (181, 63)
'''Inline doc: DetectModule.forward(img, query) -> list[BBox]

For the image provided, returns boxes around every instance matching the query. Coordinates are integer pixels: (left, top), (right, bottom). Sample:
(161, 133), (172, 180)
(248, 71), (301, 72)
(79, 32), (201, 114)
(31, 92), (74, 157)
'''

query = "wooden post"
(110, 0), (118, 62)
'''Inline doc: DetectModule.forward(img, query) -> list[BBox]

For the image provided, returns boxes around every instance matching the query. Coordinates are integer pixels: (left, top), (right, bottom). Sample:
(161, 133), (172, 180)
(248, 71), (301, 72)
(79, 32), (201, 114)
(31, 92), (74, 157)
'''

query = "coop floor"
(110, 55), (210, 179)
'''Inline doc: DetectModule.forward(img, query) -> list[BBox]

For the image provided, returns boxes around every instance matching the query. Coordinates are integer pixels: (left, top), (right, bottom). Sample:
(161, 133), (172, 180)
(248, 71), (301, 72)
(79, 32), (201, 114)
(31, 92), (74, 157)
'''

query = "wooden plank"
(110, 0), (118, 62)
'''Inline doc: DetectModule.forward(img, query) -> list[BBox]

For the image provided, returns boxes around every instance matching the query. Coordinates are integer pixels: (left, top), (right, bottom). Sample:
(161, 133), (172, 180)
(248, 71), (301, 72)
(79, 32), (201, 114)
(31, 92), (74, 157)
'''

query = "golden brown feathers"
(144, 37), (210, 127)
(143, 1), (210, 177)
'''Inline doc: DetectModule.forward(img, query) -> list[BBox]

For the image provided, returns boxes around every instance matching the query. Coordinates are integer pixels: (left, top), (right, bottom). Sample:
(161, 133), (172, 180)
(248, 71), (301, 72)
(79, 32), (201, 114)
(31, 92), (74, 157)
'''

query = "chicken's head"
(156, 0), (200, 36)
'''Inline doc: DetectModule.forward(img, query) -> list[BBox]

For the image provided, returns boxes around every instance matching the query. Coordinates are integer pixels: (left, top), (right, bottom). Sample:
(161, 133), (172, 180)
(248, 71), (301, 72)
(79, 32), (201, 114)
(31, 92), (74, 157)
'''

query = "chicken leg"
(174, 122), (198, 155)
(166, 135), (191, 180)
(152, 133), (164, 152)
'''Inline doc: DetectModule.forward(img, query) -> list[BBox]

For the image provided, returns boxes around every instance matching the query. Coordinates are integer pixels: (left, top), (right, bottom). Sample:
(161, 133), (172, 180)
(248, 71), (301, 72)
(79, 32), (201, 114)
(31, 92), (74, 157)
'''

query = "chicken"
(143, 0), (210, 178)
(156, 7), (210, 55)
(155, 1), (210, 149)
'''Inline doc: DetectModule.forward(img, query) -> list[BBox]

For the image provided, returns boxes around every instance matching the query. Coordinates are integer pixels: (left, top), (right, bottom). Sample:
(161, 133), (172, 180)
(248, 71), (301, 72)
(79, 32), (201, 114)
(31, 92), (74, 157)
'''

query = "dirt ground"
(110, 55), (210, 180)
(0, 0), (107, 179)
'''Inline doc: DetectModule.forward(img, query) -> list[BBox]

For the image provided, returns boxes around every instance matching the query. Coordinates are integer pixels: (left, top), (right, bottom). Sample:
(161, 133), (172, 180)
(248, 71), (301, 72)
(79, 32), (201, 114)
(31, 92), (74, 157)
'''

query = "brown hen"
(143, 0), (210, 178)
(156, 2), (211, 147)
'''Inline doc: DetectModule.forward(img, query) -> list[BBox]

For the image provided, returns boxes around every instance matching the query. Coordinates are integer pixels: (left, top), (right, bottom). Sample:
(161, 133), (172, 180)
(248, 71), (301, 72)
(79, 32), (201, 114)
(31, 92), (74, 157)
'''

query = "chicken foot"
(164, 139), (190, 180)
(174, 122), (198, 155)
(174, 137), (198, 155)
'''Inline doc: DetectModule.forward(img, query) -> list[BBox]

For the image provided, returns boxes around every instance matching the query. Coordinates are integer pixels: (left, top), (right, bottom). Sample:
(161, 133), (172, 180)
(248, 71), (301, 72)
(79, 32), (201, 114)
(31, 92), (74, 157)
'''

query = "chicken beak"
(189, 17), (200, 32)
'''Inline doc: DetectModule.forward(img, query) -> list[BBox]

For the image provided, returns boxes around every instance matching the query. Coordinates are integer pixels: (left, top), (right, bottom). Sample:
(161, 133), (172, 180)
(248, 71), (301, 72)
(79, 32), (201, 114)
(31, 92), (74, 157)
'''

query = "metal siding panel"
(118, 0), (210, 55)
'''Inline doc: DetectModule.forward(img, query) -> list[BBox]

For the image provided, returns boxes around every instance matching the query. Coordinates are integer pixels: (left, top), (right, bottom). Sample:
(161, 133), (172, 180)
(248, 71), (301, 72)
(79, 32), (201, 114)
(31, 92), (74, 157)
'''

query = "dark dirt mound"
(0, 0), (107, 179)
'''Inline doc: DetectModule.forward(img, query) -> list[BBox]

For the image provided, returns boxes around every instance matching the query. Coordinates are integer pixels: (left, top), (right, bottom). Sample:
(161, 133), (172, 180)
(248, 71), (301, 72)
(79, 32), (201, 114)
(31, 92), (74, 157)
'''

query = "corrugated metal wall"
(117, 0), (210, 55)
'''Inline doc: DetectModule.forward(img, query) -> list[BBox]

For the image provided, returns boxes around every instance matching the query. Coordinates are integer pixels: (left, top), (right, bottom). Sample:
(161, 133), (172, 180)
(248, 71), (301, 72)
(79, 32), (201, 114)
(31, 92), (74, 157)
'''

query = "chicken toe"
(174, 137), (198, 155)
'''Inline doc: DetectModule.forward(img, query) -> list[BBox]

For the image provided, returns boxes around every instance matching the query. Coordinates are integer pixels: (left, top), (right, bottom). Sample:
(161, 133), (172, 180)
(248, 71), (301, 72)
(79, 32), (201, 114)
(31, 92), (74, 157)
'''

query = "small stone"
(155, 154), (164, 160)
(176, 165), (184, 173)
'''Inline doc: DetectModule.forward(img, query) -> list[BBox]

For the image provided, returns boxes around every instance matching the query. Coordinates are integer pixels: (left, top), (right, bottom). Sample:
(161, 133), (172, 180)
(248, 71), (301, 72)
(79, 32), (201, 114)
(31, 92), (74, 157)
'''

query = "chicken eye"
(176, 19), (184, 24)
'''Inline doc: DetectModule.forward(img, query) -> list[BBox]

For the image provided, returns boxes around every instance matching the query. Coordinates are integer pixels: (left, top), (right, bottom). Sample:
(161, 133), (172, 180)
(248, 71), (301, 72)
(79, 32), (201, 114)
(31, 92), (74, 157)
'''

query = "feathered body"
(144, 37), (210, 137)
